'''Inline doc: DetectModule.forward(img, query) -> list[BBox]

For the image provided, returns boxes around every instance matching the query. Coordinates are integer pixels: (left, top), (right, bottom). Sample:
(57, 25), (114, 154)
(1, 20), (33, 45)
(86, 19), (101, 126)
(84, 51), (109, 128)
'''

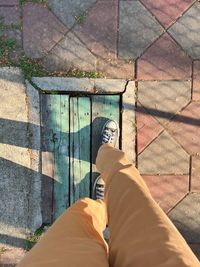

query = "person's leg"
(96, 144), (200, 267)
(17, 198), (109, 267)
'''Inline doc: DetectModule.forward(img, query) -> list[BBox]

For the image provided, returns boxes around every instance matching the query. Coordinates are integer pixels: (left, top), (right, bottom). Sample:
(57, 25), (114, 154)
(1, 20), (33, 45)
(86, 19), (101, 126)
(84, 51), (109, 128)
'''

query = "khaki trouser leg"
(96, 144), (200, 267)
(17, 198), (109, 267)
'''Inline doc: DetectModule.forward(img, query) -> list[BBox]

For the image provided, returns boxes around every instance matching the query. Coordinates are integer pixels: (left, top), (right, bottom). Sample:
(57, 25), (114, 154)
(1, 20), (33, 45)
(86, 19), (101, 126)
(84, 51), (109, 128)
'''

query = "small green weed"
(0, 247), (8, 255)
(20, 0), (48, 6)
(26, 227), (45, 250)
(0, 17), (6, 31)
(0, 38), (17, 64)
(66, 69), (103, 78)
(17, 56), (49, 78)
(75, 11), (87, 24)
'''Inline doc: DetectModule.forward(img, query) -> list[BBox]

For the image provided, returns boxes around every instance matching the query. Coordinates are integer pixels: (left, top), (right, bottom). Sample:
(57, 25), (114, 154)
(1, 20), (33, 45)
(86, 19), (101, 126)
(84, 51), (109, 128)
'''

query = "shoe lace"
(102, 128), (115, 144)
(96, 184), (104, 199)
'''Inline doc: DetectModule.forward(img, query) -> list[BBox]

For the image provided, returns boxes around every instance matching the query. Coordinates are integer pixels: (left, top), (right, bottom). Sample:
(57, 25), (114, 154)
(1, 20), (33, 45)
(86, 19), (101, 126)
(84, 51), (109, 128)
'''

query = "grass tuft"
(26, 227), (45, 250)
(65, 68), (102, 78)
(20, 0), (48, 6)
(17, 56), (49, 79)
(75, 11), (88, 24)
(0, 38), (17, 64)
(0, 247), (8, 255)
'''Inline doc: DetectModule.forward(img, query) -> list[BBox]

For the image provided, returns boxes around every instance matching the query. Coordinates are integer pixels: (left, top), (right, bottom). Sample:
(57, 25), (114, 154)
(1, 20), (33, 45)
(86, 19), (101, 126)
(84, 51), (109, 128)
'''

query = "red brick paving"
(74, 0), (118, 60)
(140, 0), (195, 28)
(193, 61), (200, 101)
(191, 156), (200, 192)
(168, 102), (200, 155)
(143, 175), (189, 213)
(136, 103), (163, 154)
(137, 33), (192, 80)
(0, 6), (20, 25)
(23, 3), (68, 58)
(0, 0), (18, 5)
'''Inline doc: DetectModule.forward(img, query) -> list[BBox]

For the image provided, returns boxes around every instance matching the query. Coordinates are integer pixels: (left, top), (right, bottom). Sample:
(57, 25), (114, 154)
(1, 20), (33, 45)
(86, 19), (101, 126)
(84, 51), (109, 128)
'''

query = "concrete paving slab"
(0, 67), (42, 248)
(168, 102), (200, 155)
(118, 1), (163, 59)
(23, 3), (68, 58)
(48, 0), (96, 28)
(137, 33), (192, 80)
(32, 77), (127, 93)
(25, 81), (42, 232)
(94, 78), (127, 93)
(168, 193), (200, 243)
(138, 81), (191, 125)
(32, 77), (94, 92)
(122, 81), (136, 163)
(138, 131), (190, 175)
(168, 2), (200, 59)
(43, 31), (96, 72)
(143, 175), (189, 213)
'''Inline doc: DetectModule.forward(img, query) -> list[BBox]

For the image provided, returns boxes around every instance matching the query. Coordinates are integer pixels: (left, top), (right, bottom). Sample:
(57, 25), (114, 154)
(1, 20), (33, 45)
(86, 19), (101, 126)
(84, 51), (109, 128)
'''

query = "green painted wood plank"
(53, 95), (70, 220)
(41, 94), (55, 223)
(70, 97), (91, 204)
(91, 95), (120, 184)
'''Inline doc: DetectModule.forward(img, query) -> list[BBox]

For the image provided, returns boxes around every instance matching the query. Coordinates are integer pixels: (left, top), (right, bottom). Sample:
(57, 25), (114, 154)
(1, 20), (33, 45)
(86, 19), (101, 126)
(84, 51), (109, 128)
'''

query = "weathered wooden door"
(41, 94), (120, 223)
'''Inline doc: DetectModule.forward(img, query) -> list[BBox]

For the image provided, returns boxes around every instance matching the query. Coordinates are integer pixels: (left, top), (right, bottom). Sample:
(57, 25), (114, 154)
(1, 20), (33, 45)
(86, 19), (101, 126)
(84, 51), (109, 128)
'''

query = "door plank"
(41, 94), (55, 223)
(70, 97), (91, 204)
(41, 94), (70, 221)
(53, 95), (70, 220)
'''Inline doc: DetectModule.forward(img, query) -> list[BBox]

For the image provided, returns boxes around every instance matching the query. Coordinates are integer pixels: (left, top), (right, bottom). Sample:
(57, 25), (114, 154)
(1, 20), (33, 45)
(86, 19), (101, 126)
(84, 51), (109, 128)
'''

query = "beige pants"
(18, 144), (200, 267)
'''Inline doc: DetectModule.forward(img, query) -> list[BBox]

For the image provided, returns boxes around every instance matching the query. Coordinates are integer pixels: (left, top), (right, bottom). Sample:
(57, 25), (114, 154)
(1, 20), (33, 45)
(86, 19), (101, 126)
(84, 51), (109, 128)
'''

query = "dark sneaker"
(101, 120), (119, 147)
(92, 175), (105, 200)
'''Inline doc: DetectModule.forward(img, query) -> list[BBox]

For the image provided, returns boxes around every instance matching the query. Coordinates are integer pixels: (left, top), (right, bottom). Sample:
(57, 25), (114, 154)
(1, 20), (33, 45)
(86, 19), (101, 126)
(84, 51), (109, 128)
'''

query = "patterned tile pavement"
(0, 0), (200, 263)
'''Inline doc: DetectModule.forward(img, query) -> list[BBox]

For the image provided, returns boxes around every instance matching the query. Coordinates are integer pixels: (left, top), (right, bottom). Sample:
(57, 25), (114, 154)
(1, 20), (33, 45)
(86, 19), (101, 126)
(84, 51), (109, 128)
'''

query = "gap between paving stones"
(44, 0), (100, 57)
(133, 1), (197, 62)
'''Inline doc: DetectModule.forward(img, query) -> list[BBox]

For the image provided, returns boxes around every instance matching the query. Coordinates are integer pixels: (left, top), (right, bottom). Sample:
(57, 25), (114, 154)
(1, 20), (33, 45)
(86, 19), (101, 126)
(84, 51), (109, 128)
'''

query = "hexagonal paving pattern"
(138, 131), (190, 175)
(168, 2), (200, 59)
(118, 0), (163, 59)
(48, 0), (96, 28)
(138, 81), (191, 125)
(143, 175), (189, 213)
(168, 102), (200, 155)
(23, 3), (68, 58)
(74, 0), (118, 59)
(137, 103), (163, 154)
(137, 33), (192, 80)
(43, 31), (96, 72)
(140, 0), (195, 28)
